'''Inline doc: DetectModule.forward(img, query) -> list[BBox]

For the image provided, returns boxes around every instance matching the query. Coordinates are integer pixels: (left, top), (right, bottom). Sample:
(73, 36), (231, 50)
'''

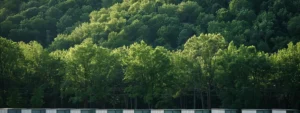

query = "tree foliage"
(0, 0), (300, 109)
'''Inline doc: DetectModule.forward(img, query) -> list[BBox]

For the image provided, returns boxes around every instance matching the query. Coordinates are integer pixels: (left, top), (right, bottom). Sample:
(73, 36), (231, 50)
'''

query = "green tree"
(122, 41), (174, 108)
(288, 15), (300, 37)
(215, 42), (271, 108)
(216, 8), (232, 22)
(30, 87), (45, 107)
(183, 34), (227, 108)
(269, 42), (300, 108)
(0, 37), (25, 107)
(62, 38), (119, 107)
(253, 11), (275, 51)
(229, 0), (252, 14)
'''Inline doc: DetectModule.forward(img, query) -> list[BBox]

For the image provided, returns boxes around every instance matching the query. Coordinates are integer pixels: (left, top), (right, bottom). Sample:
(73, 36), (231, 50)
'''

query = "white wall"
(46, 109), (57, 113)
(71, 109), (80, 113)
(0, 109), (8, 113)
(96, 110), (107, 113)
(212, 109), (225, 113)
(123, 110), (134, 113)
(272, 109), (286, 113)
(151, 110), (164, 113)
(242, 109), (256, 113)
(182, 110), (194, 113)
(22, 109), (31, 113)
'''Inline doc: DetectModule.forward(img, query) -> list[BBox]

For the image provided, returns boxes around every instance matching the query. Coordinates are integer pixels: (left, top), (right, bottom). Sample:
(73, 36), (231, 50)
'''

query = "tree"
(62, 38), (119, 107)
(215, 42), (271, 108)
(176, 1), (203, 23)
(216, 8), (232, 22)
(229, 0), (252, 14)
(30, 87), (45, 107)
(122, 41), (174, 108)
(269, 42), (300, 108)
(0, 37), (25, 107)
(253, 11), (275, 52)
(102, 0), (122, 8)
(183, 34), (227, 108)
(288, 15), (300, 37)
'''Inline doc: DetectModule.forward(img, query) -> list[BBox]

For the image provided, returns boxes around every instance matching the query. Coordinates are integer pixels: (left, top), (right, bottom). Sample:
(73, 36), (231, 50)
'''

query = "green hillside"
(0, 0), (299, 109)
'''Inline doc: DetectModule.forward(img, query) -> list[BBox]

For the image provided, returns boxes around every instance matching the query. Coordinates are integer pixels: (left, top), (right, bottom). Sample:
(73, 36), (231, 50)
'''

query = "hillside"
(0, 0), (300, 109)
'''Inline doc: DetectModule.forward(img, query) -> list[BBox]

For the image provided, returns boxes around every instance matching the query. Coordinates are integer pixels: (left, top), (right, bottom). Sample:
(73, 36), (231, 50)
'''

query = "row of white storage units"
(0, 109), (298, 113)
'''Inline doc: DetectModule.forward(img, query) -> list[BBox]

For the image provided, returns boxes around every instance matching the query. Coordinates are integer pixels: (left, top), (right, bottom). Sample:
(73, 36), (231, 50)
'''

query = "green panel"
(8, 109), (21, 113)
(257, 111), (263, 113)
(195, 110), (203, 113)
(135, 110), (143, 113)
(81, 110), (95, 113)
(173, 110), (181, 113)
(165, 110), (173, 113)
(288, 110), (299, 113)
(164, 110), (181, 113)
(81, 110), (89, 113)
(108, 110), (115, 113)
(264, 110), (271, 113)
(143, 110), (150, 113)
(115, 110), (122, 113)
(32, 110), (46, 113)
(57, 110), (70, 113)
(203, 110), (211, 113)
(225, 110), (236, 113)
(231, 110), (237, 113)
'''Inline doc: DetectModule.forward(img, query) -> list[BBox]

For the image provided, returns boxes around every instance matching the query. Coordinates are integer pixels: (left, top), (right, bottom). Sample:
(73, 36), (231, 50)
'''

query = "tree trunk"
(130, 97), (133, 109)
(194, 87), (196, 109)
(124, 95), (128, 109)
(148, 103), (151, 109)
(134, 97), (137, 109)
(180, 95), (183, 108)
(201, 91), (204, 109)
(84, 99), (88, 108)
(207, 84), (211, 109)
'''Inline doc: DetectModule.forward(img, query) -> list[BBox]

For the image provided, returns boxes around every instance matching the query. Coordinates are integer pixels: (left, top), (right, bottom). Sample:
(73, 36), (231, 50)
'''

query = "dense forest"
(0, 0), (300, 109)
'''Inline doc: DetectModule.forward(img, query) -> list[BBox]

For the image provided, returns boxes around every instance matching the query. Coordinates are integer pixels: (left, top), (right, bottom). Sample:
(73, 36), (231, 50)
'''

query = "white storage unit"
(0, 108), (8, 113)
(96, 109), (107, 113)
(70, 109), (80, 113)
(212, 109), (225, 113)
(151, 109), (164, 113)
(21, 109), (31, 113)
(272, 110), (285, 113)
(46, 109), (56, 113)
(123, 110), (134, 113)
(182, 109), (193, 113)
(242, 109), (256, 113)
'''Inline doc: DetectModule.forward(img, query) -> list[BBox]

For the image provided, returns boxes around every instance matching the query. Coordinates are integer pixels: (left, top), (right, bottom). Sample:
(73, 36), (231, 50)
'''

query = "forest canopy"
(0, 0), (300, 109)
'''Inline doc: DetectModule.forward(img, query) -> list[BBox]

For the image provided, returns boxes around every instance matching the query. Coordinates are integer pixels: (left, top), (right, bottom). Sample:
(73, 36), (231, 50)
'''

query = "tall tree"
(0, 37), (25, 107)
(183, 34), (227, 108)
